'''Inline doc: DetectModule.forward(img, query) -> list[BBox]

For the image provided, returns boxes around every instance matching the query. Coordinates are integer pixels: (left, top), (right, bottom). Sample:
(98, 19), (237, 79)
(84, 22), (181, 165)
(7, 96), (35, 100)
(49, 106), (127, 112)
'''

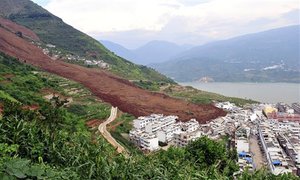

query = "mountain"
(151, 25), (300, 82)
(0, 0), (228, 121)
(133, 40), (193, 65)
(100, 40), (193, 65)
(100, 40), (137, 62)
(0, 0), (172, 83)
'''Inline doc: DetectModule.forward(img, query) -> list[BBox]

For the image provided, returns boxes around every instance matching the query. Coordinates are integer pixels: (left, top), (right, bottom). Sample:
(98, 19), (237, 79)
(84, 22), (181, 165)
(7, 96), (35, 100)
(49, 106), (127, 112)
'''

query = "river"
(180, 82), (300, 104)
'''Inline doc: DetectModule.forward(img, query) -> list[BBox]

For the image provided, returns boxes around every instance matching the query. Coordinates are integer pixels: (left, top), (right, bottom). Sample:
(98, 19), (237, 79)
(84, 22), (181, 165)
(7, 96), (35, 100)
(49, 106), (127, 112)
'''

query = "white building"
(174, 131), (202, 147)
(258, 121), (294, 175)
(236, 139), (250, 153)
(130, 114), (203, 151)
(157, 124), (181, 143)
(139, 134), (159, 151)
(129, 130), (159, 151)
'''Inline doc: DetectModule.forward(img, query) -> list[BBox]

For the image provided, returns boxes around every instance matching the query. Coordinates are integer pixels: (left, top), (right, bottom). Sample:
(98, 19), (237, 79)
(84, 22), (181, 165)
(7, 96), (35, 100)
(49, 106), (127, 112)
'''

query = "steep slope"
(152, 25), (300, 82)
(0, 23), (226, 122)
(0, 0), (172, 82)
(0, 17), (39, 41)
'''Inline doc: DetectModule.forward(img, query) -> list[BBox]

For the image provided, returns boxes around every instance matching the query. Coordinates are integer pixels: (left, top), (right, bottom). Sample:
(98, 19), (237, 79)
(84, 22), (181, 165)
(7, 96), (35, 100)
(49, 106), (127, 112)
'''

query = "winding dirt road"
(98, 107), (129, 157)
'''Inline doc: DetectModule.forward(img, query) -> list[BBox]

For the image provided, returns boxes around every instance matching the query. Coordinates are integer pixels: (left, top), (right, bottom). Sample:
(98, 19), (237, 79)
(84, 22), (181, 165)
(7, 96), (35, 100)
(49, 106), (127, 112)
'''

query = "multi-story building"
(174, 130), (202, 147)
(145, 115), (177, 133)
(292, 103), (300, 114)
(139, 134), (159, 151)
(133, 114), (164, 129)
(157, 124), (181, 143)
(130, 115), (201, 150)
(258, 121), (294, 175)
(129, 130), (159, 151)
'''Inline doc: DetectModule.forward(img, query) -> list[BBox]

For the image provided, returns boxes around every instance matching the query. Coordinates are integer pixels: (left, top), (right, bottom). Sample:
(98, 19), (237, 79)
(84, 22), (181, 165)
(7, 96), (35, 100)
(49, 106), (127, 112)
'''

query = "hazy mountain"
(151, 25), (300, 82)
(100, 40), (137, 62)
(100, 40), (193, 65)
(133, 40), (193, 65)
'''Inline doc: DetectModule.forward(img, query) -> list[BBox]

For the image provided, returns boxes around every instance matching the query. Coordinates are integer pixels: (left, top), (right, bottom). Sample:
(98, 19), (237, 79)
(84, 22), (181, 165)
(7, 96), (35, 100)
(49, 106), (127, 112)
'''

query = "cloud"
(33, 0), (50, 6)
(32, 0), (299, 48)
(177, 0), (214, 6)
(281, 9), (300, 23)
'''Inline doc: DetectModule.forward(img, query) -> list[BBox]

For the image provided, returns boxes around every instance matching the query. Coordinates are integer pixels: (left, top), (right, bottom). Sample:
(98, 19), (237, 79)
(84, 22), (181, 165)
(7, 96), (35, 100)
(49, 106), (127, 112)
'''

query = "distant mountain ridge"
(151, 25), (300, 82)
(100, 40), (193, 65)
(100, 40), (137, 62)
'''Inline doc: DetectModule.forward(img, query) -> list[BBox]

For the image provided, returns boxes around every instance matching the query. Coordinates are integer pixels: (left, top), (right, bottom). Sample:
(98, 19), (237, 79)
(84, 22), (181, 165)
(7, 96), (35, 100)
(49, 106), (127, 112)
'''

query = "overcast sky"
(32, 0), (299, 49)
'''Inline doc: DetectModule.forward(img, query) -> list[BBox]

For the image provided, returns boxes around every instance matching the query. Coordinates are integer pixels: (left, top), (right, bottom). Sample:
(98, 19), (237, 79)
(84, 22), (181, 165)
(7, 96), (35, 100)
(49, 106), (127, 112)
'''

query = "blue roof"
(245, 157), (252, 163)
(272, 160), (281, 165)
(239, 152), (247, 156)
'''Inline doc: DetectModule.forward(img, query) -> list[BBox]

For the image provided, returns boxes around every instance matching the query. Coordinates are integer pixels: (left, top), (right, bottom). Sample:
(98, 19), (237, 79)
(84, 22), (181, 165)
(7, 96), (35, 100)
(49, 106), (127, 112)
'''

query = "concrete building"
(130, 115), (201, 150)
(174, 130), (202, 147)
(258, 121), (294, 175)
(129, 130), (159, 151)
(235, 126), (252, 171)
(157, 124), (181, 143)
(139, 134), (159, 151)
(292, 103), (300, 114)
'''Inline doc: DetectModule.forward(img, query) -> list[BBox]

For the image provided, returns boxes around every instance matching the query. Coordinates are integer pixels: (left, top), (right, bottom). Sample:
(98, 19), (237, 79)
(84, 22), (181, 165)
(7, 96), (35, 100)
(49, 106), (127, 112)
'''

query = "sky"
(32, 0), (299, 49)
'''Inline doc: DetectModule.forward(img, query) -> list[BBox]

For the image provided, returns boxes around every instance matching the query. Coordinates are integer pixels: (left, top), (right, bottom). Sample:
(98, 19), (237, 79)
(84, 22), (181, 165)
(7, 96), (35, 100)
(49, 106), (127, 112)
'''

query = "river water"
(180, 82), (300, 104)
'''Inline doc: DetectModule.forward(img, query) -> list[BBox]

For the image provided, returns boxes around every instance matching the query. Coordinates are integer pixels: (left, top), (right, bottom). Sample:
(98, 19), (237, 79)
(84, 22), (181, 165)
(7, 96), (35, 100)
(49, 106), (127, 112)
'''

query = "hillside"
(0, 47), (297, 179)
(101, 40), (193, 65)
(0, 18), (227, 122)
(152, 25), (300, 82)
(0, 0), (172, 82)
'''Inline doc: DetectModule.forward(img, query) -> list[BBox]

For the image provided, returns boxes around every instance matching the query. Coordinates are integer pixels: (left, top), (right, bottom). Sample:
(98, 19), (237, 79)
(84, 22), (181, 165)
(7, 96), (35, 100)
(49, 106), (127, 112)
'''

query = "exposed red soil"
(0, 17), (40, 41)
(86, 119), (104, 128)
(40, 88), (65, 98)
(22, 104), (39, 111)
(107, 120), (124, 131)
(0, 103), (3, 114)
(3, 73), (15, 79)
(0, 23), (226, 123)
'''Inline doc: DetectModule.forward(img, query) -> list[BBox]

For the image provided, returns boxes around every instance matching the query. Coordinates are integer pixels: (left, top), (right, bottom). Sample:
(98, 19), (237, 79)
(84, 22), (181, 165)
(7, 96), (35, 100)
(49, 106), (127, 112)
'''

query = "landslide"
(0, 17), (39, 41)
(0, 0), (173, 82)
(0, 24), (226, 123)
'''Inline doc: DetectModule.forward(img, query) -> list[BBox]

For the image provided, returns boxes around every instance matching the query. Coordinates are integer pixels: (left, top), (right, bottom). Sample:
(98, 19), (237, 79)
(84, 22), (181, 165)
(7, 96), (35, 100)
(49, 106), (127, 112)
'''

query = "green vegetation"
(108, 113), (141, 154)
(0, 0), (173, 83)
(0, 52), (298, 179)
(132, 81), (256, 106)
(134, 80), (165, 91)
(0, 90), (17, 102)
(162, 84), (257, 106)
(0, 52), (111, 119)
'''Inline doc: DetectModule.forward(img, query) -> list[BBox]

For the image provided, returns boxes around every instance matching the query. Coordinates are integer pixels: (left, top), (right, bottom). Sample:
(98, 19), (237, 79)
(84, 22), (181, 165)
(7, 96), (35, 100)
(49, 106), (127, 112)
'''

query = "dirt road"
(98, 107), (128, 157)
(250, 135), (264, 170)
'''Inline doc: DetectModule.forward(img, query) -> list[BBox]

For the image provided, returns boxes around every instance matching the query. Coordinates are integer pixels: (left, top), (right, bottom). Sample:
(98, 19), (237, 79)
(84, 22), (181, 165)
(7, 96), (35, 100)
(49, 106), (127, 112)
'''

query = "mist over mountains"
(100, 40), (193, 65)
(149, 25), (300, 82)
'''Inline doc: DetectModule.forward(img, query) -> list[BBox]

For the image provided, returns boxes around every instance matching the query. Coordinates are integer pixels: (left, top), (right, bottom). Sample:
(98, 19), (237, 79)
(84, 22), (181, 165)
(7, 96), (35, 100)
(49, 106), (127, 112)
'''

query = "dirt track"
(0, 22), (226, 123)
(98, 107), (128, 156)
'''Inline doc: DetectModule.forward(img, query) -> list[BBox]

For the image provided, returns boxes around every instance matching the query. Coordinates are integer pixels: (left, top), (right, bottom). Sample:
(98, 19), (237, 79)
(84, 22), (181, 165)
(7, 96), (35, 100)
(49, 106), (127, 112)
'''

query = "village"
(129, 101), (300, 176)
(37, 42), (110, 69)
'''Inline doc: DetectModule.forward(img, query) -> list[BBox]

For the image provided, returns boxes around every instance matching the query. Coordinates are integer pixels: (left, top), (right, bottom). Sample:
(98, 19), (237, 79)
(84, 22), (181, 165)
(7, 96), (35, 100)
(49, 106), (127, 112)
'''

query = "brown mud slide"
(0, 20), (226, 123)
